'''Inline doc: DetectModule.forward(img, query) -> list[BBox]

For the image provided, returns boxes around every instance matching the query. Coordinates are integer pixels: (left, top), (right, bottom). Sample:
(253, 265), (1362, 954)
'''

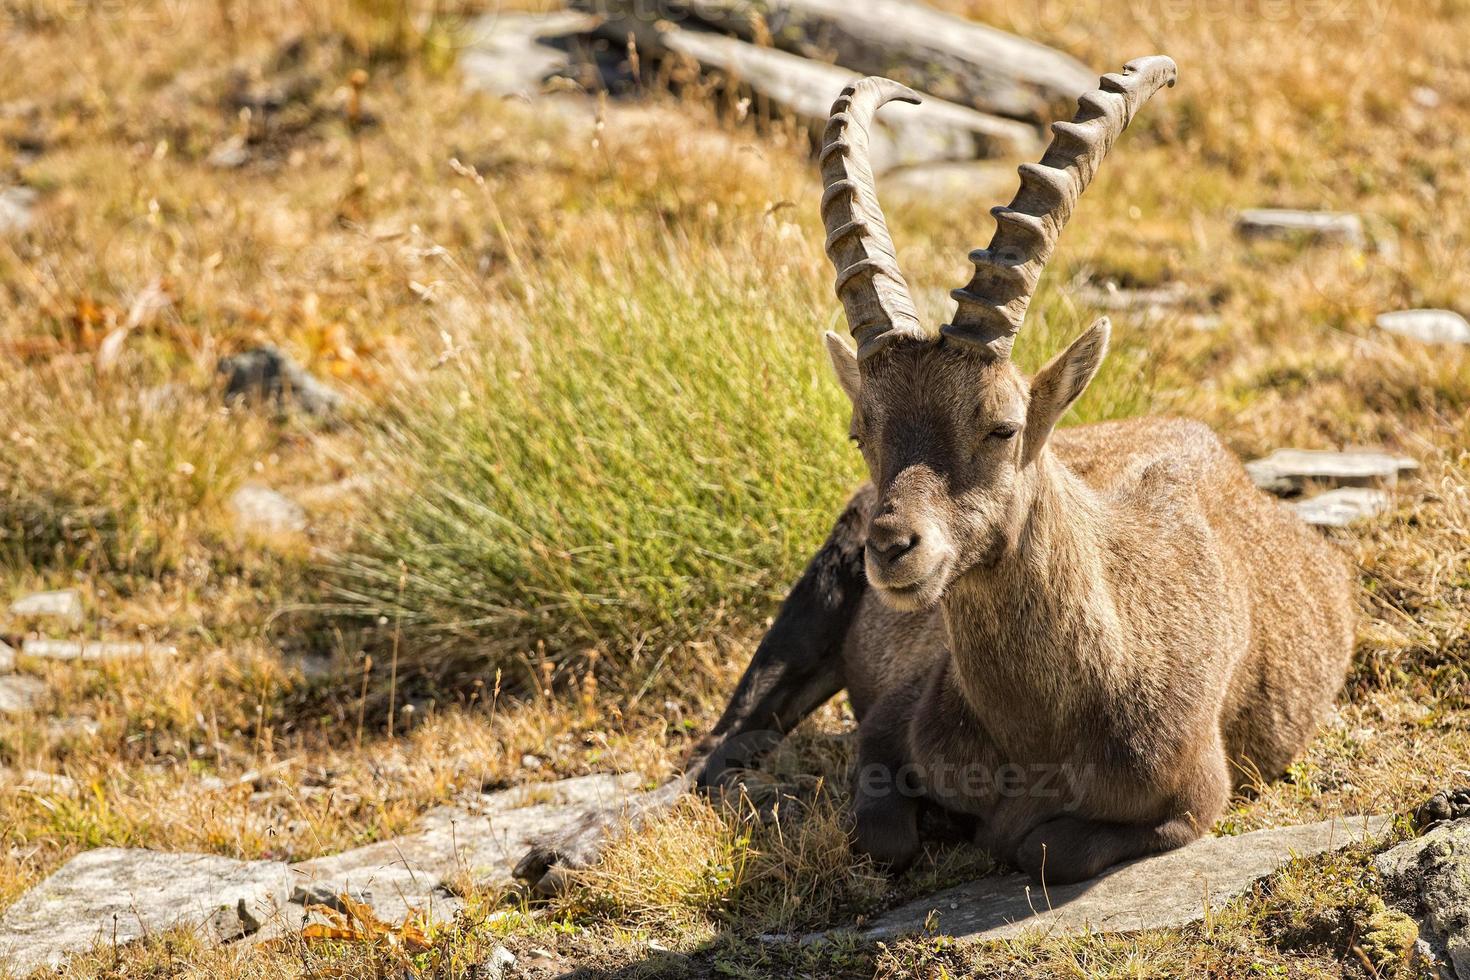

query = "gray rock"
(1412, 86), (1442, 109)
(483, 945), (517, 979)
(602, 17), (1041, 170)
(46, 715), (101, 740)
(585, 0), (1095, 122)
(217, 346), (343, 416)
(0, 848), (292, 976)
(6, 769), (79, 798)
(1375, 819), (1470, 980)
(0, 674), (46, 715)
(866, 815), (1391, 942)
(8, 588), (84, 628)
(289, 773), (640, 923)
(1245, 449), (1418, 495)
(21, 638), (178, 661)
(1291, 487), (1391, 527)
(1236, 209), (1365, 247)
(207, 136), (250, 169)
(0, 639), (14, 673)
(883, 160), (1019, 208)
(230, 484), (308, 536)
(0, 186), (36, 235)
(1376, 309), (1470, 346)
(1075, 282), (1192, 312)
(459, 11), (601, 98)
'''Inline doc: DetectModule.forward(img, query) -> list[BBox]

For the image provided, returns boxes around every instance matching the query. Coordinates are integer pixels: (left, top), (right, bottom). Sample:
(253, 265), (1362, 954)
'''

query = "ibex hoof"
(852, 800), (921, 874)
(1015, 816), (1107, 885)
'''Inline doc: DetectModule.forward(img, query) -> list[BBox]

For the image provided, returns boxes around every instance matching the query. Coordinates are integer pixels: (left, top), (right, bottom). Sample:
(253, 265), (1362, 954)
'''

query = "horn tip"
(852, 76), (923, 108)
(1123, 55), (1178, 88)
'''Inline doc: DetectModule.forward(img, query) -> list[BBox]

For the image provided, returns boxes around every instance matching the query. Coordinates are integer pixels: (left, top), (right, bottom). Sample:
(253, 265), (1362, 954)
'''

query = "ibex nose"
(867, 521), (920, 569)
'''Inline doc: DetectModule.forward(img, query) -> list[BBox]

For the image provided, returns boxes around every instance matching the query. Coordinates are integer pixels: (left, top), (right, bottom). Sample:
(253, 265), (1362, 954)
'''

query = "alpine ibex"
(516, 56), (1356, 892)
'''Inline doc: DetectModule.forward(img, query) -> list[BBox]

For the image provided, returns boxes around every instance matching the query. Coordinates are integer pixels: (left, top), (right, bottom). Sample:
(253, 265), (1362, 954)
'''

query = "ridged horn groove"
(819, 77), (925, 361)
(941, 55), (1177, 360)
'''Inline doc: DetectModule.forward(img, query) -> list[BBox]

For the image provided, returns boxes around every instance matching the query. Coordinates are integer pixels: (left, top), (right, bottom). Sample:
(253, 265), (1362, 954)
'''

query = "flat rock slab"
(290, 773), (641, 924)
(0, 186), (36, 235)
(867, 815), (1391, 943)
(230, 484), (308, 536)
(4, 768), (79, 798)
(21, 638), (178, 661)
(1075, 282), (1192, 312)
(0, 674), (46, 715)
(1236, 209), (1365, 247)
(1376, 309), (1470, 346)
(1376, 818), (1470, 980)
(0, 848), (291, 976)
(1292, 487), (1391, 527)
(8, 589), (83, 628)
(1246, 449), (1418, 494)
(460, 11), (600, 98)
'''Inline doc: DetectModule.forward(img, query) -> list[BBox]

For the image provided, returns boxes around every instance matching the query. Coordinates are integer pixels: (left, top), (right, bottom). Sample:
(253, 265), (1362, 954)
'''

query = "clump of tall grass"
(324, 203), (1154, 683)
(324, 220), (862, 677)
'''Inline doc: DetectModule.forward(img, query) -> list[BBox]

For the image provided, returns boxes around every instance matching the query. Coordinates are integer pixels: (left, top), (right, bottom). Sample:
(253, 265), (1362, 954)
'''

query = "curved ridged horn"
(942, 55), (1178, 360)
(819, 78), (926, 361)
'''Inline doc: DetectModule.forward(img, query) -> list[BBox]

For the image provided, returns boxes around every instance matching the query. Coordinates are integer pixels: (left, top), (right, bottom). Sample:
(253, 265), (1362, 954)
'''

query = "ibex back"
(515, 56), (1356, 893)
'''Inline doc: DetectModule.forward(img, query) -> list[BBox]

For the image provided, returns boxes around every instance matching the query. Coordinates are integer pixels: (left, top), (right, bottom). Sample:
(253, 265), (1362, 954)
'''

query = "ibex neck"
(939, 449), (1119, 723)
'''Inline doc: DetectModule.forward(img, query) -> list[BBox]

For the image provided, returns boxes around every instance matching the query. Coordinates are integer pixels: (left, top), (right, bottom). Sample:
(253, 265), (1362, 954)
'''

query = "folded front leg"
(851, 682), (926, 872)
(1013, 753), (1229, 884)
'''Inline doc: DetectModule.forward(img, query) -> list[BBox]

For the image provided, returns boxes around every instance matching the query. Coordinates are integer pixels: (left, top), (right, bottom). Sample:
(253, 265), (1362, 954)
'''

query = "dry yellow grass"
(1, 0), (1468, 976)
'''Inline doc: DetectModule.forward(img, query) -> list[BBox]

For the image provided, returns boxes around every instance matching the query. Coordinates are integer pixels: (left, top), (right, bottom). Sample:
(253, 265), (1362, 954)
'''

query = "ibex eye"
(989, 425), (1019, 441)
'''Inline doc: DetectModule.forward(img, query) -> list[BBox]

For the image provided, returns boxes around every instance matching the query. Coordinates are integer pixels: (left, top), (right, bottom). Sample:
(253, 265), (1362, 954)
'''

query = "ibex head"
(820, 57), (1177, 610)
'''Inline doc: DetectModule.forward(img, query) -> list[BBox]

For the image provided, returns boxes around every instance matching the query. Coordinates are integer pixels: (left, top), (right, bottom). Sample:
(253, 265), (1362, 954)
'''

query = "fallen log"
(578, 0), (1094, 121)
(592, 15), (1041, 169)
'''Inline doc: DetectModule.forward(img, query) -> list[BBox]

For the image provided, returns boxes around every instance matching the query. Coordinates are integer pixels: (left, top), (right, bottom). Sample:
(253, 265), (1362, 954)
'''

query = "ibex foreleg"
(513, 488), (871, 895)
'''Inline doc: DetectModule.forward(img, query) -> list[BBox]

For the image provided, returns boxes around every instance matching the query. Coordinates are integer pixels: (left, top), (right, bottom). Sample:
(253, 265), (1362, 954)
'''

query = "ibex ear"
(824, 331), (861, 405)
(1024, 317), (1110, 463)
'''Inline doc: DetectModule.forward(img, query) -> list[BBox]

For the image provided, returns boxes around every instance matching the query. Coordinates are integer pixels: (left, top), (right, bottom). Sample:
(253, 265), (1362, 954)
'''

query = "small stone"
(483, 945), (517, 979)
(47, 715), (101, 740)
(0, 185), (37, 235)
(8, 588), (84, 628)
(1075, 282), (1192, 312)
(21, 638), (178, 661)
(1411, 86), (1441, 109)
(231, 484), (308, 536)
(218, 346), (343, 416)
(1291, 487), (1390, 527)
(1376, 309), (1470, 346)
(8, 769), (79, 798)
(1245, 449), (1418, 495)
(0, 848), (291, 975)
(521, 753), (543, 770)
(0, 639), (14, 673)
(1236, 209), (1365, 247)
(207, 136), (250, 169)
(0, 674), (46, 715)
(1415, 788), (1470, 831)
